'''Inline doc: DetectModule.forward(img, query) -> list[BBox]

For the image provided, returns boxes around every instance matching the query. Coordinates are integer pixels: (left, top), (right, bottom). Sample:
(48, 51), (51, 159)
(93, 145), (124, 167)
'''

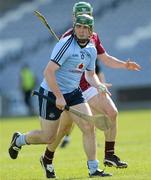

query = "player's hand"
(97, 84), (111, 96)
(104, 83), (112, 88)
(126, 59), (141, 71)
(56, 97), (66, 110)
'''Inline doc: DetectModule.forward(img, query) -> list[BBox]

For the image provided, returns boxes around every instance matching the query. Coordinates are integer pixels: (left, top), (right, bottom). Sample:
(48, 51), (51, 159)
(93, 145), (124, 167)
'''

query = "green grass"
(0, 110), (151, 180)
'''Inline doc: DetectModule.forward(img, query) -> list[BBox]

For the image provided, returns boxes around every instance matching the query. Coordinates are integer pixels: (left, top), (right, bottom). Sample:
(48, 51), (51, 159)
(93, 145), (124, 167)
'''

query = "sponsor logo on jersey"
(72, 54), (79, 57)
(69, 63), (85, 73)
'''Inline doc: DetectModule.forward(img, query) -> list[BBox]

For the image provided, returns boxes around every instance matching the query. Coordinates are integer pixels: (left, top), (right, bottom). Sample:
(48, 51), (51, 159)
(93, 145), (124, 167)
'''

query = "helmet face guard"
(73, 2), (93, 17)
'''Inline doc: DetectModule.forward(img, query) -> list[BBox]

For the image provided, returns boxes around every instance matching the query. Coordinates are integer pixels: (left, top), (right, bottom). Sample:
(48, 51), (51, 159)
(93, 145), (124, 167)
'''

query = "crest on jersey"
(80, 51), (85, 60)
(48, 113), (55, 118)
(77, 63), (84, 69)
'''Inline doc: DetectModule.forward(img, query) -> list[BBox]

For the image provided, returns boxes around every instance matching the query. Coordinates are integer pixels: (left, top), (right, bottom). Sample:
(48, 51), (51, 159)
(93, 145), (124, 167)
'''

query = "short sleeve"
(51, 36), (73, 66)
(94, 33), (106, 55)
(86, 47), (97, 71)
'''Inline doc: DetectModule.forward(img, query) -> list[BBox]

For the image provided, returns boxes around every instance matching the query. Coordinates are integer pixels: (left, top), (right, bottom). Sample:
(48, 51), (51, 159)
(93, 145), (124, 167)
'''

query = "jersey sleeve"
(86, 48), (97, 71)
(60, 28), (73, 39)
(50, 36), (72, 66)
(95, 33), (106, 55)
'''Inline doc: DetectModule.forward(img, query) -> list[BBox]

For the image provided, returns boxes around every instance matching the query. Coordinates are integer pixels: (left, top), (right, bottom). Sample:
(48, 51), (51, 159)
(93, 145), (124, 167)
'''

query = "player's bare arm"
(85, 70), (111, 96)
(44, 61), (66, 110)
(98, 52), (141, 71)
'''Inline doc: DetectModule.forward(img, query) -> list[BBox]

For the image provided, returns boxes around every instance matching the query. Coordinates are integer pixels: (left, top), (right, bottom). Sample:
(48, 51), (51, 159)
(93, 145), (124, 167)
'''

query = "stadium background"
(0, 0), (151, 117)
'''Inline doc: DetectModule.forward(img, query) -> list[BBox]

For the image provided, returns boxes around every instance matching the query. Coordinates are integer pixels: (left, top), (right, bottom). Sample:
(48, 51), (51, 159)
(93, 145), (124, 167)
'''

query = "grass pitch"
(0, 110), (151, 180)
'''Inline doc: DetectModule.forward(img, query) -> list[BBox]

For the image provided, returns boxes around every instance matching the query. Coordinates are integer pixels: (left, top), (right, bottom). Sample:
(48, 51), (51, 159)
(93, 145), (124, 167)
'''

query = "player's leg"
(60, 122), (74, 148)
(88, 91), (117, 141)
(8, 87), (61, 160)
(51, 112), (74, 150)
(40, 87), (111, 178)
(40, 111), (73, 178)
(70, 102), (112, 177)
(88, 89), (128, 168)
(8, 117), (60, 159)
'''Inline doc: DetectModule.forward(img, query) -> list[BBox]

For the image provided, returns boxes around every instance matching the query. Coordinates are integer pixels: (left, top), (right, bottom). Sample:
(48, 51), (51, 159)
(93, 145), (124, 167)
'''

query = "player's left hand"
(97, 84), (111, 96)
(126, 59), (141, 71)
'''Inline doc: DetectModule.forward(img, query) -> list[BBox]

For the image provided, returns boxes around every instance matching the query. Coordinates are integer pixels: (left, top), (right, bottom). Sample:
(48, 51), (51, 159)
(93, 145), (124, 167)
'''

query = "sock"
(87, 160), (99, 174)
(63, 135), (70, 142)
(43, 148), (55, 164)
(16, 134), (27, 147)
(105, 141), (115, 158)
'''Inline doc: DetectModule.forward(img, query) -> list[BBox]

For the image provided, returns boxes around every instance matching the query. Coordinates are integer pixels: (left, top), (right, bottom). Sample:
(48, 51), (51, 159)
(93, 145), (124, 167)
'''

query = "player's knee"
(81, 123), (95, 135)
(109, 109), (118, 121)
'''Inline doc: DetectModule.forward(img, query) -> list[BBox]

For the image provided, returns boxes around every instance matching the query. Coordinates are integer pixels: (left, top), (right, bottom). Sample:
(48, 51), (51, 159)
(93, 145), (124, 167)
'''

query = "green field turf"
(0, 110), (151, 180)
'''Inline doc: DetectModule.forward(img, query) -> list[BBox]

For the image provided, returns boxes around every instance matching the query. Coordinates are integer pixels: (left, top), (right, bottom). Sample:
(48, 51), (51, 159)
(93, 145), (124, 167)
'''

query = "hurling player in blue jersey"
(8, 14), (112, 178)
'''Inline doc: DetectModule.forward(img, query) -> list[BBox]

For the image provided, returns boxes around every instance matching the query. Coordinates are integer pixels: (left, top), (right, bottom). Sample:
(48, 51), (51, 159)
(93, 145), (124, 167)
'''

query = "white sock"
(16, 134), (27, 147)
(87, 160), (99, 174)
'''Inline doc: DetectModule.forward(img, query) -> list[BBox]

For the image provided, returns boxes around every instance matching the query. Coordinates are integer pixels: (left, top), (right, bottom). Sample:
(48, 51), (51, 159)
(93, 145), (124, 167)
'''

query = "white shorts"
(82, 87), (98, 101)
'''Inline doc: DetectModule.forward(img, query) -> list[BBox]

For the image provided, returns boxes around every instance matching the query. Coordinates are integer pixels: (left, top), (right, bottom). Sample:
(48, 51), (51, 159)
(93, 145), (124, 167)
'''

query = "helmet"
(75, 14), (94, 31)
(74, 14), (94, 44)
(73, 1), (93, 17)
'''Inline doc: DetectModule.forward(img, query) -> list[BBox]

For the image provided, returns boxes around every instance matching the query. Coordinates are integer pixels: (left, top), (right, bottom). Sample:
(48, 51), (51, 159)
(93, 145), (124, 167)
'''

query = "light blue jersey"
(41, 35), (97, 94)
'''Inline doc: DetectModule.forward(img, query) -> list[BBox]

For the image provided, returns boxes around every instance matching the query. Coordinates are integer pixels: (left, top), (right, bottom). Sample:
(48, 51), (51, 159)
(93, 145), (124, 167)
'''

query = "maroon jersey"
(62, 28), (106, 91)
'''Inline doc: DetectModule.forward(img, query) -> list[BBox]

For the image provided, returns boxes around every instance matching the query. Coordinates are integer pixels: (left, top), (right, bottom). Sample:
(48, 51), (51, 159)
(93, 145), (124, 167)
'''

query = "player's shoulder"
(87, 41), (97, 54)
(59, 34), (74, 44)
(61, 28), (73, 38)
(90, 31), (102, 46)
(88, 40), (96, 48)
(92, 32), (99, 39)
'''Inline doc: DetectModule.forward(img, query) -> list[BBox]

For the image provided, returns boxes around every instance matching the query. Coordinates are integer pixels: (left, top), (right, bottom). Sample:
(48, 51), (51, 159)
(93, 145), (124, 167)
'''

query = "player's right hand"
(56, 97), (66, 110)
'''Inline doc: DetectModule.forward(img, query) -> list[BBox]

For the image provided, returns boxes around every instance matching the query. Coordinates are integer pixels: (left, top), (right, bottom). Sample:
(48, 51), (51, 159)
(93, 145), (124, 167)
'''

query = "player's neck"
(74, 35), (89, 48)
(78, 41), (89, 48)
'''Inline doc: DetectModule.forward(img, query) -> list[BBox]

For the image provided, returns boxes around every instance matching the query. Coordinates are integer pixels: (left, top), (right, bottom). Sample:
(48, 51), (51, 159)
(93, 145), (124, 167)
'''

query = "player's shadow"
(59, 177), (92, 180)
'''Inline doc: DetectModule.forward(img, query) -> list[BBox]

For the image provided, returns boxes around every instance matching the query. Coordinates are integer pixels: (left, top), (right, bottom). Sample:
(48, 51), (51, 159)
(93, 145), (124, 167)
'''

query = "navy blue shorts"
(39, 87), (85, 121)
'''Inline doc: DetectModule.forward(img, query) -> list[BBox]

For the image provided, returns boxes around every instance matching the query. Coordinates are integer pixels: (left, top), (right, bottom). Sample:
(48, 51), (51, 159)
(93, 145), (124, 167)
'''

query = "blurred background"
(0, 0), (151, 117)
